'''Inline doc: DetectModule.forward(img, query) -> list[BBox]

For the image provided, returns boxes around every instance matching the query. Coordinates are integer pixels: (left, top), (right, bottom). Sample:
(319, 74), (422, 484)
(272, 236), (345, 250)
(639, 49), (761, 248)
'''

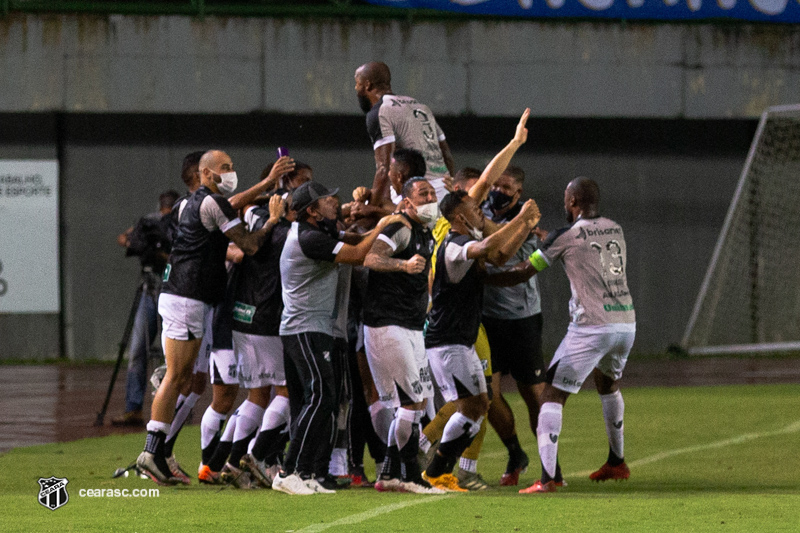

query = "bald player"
(491, 177), (635, 494)
(354, 61), (455, 207)
(137, 150), (283, 485)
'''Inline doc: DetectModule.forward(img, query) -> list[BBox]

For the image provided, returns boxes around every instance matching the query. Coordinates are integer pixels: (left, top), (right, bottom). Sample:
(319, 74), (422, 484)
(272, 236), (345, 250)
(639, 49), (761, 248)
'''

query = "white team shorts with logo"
(364, 325), (433, 408)
(193, 306), (214, 374)
(426, 343), (487, 403)
(210, 347), (238, 385)
(232, 331), (286, 389)
(158, 293), (210, 342)
(549, 323), (636, 394)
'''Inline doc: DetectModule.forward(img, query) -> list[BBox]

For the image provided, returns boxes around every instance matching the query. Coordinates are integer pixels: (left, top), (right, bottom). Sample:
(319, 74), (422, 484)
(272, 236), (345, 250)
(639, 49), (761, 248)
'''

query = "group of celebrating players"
(133, 61), (637, 496)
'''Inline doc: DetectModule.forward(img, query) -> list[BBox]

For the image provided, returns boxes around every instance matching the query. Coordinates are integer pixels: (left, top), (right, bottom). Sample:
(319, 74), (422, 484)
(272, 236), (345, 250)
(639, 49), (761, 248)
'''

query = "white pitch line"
(568, 418), (800, 478)
(294, 419), (800, 532)
(295, 495), (452, 533)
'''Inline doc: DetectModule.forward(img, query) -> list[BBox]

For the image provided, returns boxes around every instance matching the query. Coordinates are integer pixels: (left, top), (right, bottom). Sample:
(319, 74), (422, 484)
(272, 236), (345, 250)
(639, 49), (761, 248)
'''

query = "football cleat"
(519, 479), (558, 494)
(589, 461), (630, 482)
(400, 478), (446, 494)
(197, 463), (222, 485)
(375, 477), (405, 492)
(456, 469), (489, 491)
(137, 452), (179, 486)
(272, 472), (315, 495)
(239, 454), (272, 488)
(304, 477), (336, 494)
(499, 450), (529, 486)
(422, 472), (468, 493)
(166, 455), (191, 485)
(221, 462), (252, 489)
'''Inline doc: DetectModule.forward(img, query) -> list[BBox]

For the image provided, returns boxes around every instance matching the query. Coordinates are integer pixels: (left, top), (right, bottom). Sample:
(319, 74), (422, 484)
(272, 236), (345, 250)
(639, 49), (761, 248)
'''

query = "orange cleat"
(589, 462), (630, 482)
(519, 479), (558, 494)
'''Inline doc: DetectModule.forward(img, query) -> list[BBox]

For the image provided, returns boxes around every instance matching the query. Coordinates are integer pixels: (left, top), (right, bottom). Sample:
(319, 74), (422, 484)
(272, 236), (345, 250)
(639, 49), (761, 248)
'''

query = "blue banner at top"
(363, 0), (800, 23)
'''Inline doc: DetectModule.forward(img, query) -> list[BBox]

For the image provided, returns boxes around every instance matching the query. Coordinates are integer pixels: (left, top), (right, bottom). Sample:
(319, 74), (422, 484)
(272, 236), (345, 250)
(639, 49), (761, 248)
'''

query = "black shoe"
(317, 474), (343, 491)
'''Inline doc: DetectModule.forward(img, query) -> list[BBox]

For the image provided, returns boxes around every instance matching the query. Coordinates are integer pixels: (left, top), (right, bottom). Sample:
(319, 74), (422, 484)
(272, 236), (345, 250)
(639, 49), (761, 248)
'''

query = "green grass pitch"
(2, 384), (799, 532)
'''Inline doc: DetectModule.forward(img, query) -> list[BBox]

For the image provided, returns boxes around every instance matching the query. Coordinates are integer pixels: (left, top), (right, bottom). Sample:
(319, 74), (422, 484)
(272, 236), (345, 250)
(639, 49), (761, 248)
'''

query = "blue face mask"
(488, 190), (515, 211)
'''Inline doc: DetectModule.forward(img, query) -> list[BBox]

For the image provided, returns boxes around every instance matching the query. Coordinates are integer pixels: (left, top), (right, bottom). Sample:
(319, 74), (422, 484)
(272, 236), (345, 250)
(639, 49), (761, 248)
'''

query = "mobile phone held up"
(277, 147), (289, 159)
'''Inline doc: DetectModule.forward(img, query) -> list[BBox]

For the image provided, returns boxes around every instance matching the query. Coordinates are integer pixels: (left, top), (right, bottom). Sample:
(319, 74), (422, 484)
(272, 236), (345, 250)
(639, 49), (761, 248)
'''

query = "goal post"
(682, 104), (800, 356)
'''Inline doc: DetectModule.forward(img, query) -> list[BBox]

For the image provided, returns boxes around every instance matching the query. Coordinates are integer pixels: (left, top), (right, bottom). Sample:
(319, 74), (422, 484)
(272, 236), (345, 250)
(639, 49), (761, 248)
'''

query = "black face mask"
(357, 93), (373, 114)
(488, 190), (515, 212)
(317, 217), (340, 238)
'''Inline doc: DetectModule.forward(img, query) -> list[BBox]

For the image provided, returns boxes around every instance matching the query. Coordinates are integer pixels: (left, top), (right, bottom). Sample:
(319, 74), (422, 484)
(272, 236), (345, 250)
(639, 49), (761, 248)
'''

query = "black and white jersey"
(364, 214), (434, 331)
(365, 94), (448, 181)
(231, 207), (291, 337)
(161, 186), (241, 305)
(425, 231), (484, 348)
(279, 221), (344, 337)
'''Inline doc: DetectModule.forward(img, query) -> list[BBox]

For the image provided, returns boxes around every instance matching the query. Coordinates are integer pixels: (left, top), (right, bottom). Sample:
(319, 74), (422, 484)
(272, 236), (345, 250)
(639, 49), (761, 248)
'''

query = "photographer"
(112, 189), (179, 426)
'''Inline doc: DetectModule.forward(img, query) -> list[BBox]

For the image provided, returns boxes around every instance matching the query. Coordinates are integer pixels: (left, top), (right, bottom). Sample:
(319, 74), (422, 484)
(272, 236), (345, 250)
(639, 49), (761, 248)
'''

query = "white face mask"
(467, 225), (484, 241)
(217, 171), (238, 194)
(414, 201), (440, 225)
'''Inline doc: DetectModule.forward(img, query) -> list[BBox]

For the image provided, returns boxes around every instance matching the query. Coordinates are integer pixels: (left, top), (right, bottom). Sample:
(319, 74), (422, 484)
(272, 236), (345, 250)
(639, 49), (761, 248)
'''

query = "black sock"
(607, 448), (624, 467)
(144, 431), (171, 476)
(501, 434), (522, 456)
(265, 430), (290, 466)
(201, 432), (221, 466)
(228, 430), (257, 467)
(207, 441), (232, 472)
(251, 424), (286, 463)
(379, 445), (401, 480)
(399, 425), (421, 482)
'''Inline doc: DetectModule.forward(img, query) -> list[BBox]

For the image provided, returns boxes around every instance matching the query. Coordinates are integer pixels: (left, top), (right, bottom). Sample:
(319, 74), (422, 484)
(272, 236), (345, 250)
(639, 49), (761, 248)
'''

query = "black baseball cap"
(291, 181), (339, 214)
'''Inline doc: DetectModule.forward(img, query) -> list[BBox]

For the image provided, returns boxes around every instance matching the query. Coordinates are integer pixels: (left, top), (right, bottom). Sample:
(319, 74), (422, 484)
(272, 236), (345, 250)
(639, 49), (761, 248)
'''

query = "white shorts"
(232, 331), (286, 389)
(549, 324), (636, 394)
(193, 306), (214, 374)
(426, 344), (487, 403)
(158, 293), (210, 341)
(364, 325), (433, 408)
(210, 347), (238, 385)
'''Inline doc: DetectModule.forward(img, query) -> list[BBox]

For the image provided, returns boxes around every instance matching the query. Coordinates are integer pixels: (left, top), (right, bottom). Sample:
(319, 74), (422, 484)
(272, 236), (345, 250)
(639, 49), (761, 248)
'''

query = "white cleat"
(272, 472), (315, 495)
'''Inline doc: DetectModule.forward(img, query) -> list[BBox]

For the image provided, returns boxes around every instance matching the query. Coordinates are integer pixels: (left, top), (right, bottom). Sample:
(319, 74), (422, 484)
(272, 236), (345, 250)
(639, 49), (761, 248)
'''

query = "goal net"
(682, 104), (800, 355)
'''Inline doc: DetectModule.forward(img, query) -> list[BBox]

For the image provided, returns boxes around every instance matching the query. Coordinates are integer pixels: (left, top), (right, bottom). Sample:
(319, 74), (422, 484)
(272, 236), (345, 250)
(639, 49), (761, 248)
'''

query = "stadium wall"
(1, 12), (792, 359)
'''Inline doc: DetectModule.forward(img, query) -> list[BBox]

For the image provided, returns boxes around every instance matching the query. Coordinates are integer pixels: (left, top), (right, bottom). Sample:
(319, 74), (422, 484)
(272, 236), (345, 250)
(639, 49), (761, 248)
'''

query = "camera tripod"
(94, 269), (162, 426)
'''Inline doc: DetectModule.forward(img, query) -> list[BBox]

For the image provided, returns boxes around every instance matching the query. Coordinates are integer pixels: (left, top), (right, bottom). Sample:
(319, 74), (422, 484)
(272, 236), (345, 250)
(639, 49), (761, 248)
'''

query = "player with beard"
(354, 62), (455, 205)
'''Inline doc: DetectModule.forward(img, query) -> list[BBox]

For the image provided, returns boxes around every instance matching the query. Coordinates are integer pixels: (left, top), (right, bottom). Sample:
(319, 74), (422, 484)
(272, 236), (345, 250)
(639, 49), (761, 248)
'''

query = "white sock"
(167, 392), (200, 442)
(459, 457), (477, 474)
(369, 402), (394, 445)
(233, 400), (265, 443)
(200, 407), (227, 450)
(260, 395), (290, 432)
(395, 408), (422, 450)
(221, 412), (238, 443)
(441, 412), (481, 445)
(146, 420), (170, 434)
(537, 402), (563, 480)
(328, 447), (348, 476)
(601, 390), (625, 460)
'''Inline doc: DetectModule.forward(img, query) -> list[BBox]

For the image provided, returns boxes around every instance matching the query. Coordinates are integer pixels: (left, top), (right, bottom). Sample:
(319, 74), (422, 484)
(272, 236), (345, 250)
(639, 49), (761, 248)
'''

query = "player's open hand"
(514, 108), (530, 146)
(269, 156), (295, 182)
(404, 254), (427, 274)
